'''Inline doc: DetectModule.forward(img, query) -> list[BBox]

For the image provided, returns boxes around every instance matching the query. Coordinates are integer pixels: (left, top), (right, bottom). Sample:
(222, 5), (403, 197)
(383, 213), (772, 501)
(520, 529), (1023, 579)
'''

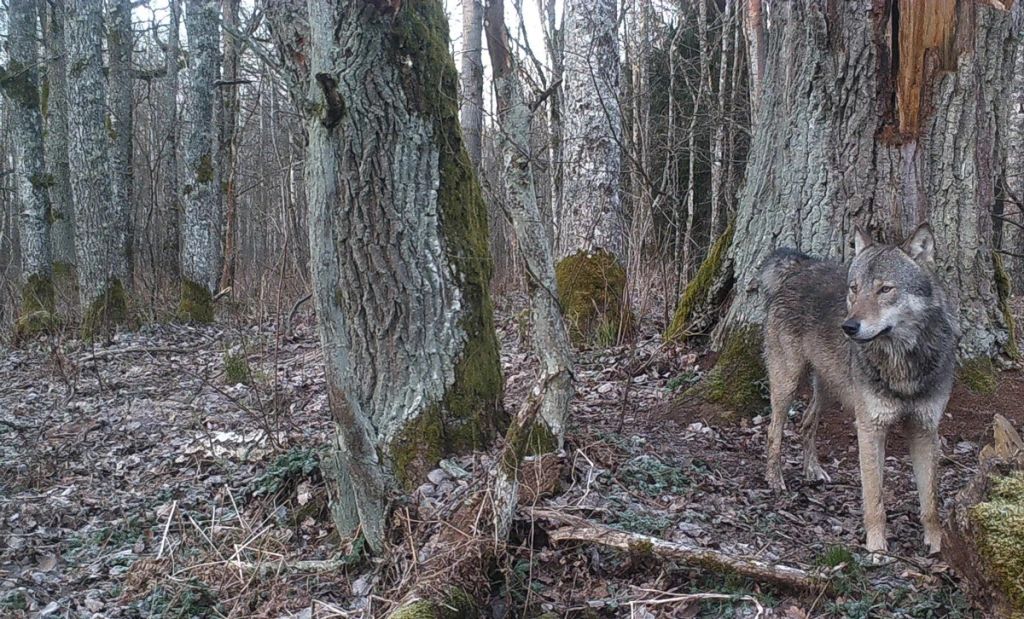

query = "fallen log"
(531, 507), (830, 593)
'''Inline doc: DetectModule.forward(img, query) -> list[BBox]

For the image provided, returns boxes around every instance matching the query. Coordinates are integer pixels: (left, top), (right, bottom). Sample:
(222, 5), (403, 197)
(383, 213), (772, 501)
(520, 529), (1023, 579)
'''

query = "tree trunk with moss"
(42, 0), (77, 275)
(108, 0), (134, 284)
(293, 0), (505, 553)
(161, 0), (183, 281)
(672, 1), (1021, 410)
(66, 0), (130, 337)
(486, 0), (574, 448)
(2, 0), (55, 338)
(179, 0), (222, 321)
(556, 0), (629, 345)
(999, 33), (1024, 290)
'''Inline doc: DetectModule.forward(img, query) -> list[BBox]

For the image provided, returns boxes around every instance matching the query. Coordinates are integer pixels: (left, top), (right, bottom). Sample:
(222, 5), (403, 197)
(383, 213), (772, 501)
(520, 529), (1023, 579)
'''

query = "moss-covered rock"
(13, 273), (57, 342)
(684, 325), (768, 421)
(665, 222), (734, 343)
(969, 471), (1024, 616)
(959, 357), (999, 395)
(178, 279), (215, 323)
(82, 278), (131, 340)
(555, 249), (631, 346)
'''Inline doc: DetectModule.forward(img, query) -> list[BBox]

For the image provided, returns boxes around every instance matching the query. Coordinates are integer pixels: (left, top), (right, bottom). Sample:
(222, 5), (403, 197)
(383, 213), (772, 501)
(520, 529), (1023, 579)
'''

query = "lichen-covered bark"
(2, 0), (55, 330)
(486, 0), (574, 447)
(1000, 29), (1024, 288)
(299, 0), (504, 552)
(108, 0), (134, 282)
(459, 0), (484, 168)
(42, 0), (77, 271)
(161, 0), (182, 279)
(65, 0), (129, 336)
(179, 0), (222, 320)
(707, 0), (1020, 360)
(558, 0), (624, 260)
(217, 0), (241, 290)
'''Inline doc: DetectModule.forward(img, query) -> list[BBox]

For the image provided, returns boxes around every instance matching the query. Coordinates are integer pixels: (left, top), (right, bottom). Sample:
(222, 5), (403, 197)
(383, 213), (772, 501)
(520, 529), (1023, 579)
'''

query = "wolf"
(760, 223), (957, 557)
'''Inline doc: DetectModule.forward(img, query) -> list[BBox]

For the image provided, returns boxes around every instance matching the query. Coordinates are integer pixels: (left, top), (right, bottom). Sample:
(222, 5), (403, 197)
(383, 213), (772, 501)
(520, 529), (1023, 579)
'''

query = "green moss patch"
(14, 273), (58, 342)
(959, 357), (999, 395)
(178, 279), (214, 323)
(666, 222), (734, 343)
(81, 278), (131, 340)
(685, 325), (768, 421)
(969, 471), (1024, 614)
(389, 588), (477, 619)
(555, 249), (631, 346)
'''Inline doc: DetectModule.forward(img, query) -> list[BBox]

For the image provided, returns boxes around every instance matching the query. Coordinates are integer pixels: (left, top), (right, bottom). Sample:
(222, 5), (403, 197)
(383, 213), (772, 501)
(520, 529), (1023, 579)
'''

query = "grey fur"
(761, 223), (957, 558)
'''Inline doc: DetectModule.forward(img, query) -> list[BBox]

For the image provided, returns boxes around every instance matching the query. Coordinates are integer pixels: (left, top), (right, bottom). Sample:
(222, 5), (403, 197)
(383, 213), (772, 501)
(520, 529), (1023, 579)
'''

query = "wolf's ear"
(902, 222), (935, 265)
(853, 225), (875, 256)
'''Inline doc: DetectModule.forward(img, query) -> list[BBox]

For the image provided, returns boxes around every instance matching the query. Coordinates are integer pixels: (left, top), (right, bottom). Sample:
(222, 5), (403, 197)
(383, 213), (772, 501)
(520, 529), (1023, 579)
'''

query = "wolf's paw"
(924, 529), (942, 555)
(803, 459), (832, 484)
(766, 466), (787, 491)
(866, 551), (894, 566)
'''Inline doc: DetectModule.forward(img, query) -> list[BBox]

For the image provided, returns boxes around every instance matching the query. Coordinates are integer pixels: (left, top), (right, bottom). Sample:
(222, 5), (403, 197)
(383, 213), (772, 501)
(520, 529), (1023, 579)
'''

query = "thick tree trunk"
(108, 0), (134, 285)
(557, 0), (629, 345)
(486, 0), (574, 448)
(217, 0), (241, 291)
(3, 0), (55, 337)
(460, 0), (484, 168)
(162, 0), (182, 281)
(42, 0), (77, 276)
(301, 0), (504, 552)
(1000, 29), (1024, 288)
(179, 0), (222, 321)
(673, 1), (1020, 383)
(65, 0), (130, 338)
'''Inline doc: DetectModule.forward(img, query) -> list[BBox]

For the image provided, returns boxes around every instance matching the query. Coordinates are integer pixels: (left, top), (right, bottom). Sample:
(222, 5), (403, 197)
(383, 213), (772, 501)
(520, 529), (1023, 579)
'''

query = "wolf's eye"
(849, 284), (858, 294)
(878, 285), (894, 294)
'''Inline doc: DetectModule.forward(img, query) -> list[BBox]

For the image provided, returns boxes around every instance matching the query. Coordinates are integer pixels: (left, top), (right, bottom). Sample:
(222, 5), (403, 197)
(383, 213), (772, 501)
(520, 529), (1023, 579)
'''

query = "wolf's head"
(842, 223), (938, 344)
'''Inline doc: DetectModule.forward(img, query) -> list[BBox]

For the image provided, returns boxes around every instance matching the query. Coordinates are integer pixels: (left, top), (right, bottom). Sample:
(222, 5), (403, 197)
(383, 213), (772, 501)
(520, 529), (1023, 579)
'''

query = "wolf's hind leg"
(765, 353), (802, 491)
(908, 419), (942, 554)
(801, 373), (831, 483)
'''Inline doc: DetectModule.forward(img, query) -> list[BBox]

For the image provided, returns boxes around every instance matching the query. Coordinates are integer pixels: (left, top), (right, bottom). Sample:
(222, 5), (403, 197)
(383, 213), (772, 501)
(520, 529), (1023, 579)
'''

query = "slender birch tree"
(108, 0), (134, 281)
(459, 0), (484, 168)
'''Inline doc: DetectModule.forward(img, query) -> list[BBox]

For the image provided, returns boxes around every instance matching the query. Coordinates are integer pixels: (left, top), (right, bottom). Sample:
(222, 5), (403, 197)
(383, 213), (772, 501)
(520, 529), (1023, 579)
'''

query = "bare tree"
(557, 0), (628, 344)
(2, 0), (55, 337)
(485, 0), (573, 446)
(217, 0), (242, 290)
(460, 0), (485, 168)
(42, 0), (77, 277)
(65, 0), (130, 336)
(108, 0), (135, 282)
(179, 0), (222, 321)
(270, 0), (505, 553)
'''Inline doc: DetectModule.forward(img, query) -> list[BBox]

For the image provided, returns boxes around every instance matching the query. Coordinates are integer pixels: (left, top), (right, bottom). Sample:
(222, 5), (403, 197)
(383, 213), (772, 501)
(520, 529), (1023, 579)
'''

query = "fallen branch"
(229, 558), (354, 577)
(80, 347), (188, 362)
(531, 508), (830, 592)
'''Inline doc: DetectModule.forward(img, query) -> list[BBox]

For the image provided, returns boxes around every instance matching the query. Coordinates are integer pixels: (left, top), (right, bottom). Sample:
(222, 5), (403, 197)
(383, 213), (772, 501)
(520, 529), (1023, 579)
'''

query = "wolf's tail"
(754, 248), (814, 298)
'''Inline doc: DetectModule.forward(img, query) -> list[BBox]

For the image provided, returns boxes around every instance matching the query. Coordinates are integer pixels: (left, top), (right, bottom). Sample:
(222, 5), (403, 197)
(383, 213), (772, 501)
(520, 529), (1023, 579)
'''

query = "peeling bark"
(179, 0), (222, 320)
(2, 0), (55, 330)
(699, 0), (1020, 360)
(65, 0), (130, 336)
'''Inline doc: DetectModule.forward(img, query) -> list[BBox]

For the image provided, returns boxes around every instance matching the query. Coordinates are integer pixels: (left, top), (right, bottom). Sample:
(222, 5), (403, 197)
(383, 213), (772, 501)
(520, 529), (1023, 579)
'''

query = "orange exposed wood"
(896, 0), (959, 136)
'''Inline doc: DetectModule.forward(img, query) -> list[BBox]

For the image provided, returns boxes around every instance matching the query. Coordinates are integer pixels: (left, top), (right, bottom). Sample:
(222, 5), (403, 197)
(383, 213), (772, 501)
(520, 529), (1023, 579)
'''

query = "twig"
(157, 500), (177, 559)
(80, 346), (187, 362)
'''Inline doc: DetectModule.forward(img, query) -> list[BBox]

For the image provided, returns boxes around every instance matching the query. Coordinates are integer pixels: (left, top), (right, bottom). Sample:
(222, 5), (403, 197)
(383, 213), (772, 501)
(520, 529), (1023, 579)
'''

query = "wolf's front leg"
(855, 420), (888, 559)
(908, 420), (942, 554)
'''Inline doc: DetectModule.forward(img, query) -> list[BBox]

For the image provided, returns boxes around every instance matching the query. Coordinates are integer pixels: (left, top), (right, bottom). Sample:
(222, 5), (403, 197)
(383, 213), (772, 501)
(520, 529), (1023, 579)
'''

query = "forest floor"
(1, 297), (1021, 618)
